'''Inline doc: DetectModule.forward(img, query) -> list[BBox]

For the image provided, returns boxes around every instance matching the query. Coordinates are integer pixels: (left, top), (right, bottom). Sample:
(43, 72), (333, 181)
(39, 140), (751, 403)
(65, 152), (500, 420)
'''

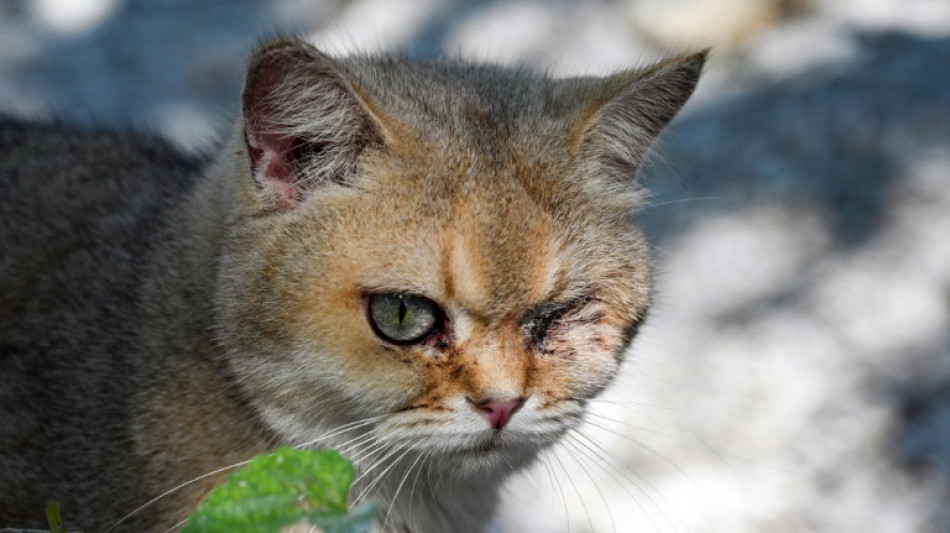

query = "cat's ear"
(241, 39), (385, 205)
(568, 51), (707, 186)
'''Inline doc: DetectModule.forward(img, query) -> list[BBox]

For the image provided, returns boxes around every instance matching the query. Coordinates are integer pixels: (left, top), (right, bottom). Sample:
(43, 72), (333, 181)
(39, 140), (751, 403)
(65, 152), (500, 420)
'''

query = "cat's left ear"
(241, 39), (387, 206)
(568, 51), (707, 184)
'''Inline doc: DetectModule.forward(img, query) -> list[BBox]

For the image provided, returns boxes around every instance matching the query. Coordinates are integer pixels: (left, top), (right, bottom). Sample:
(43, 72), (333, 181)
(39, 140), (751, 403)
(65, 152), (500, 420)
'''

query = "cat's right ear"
(564, 51), (707, 196)
(241, 39), (385, 206)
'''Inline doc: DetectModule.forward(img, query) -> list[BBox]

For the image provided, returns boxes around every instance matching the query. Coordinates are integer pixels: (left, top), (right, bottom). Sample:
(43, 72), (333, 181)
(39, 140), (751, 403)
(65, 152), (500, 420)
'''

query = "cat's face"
(219, 144), (649, 471)
(215, 40), (702, 474)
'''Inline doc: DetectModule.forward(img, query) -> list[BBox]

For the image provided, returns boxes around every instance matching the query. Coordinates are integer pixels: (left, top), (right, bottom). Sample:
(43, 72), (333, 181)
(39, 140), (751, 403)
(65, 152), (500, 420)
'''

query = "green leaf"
(45, 501), (63, 533)
(183, 448), (376, 533)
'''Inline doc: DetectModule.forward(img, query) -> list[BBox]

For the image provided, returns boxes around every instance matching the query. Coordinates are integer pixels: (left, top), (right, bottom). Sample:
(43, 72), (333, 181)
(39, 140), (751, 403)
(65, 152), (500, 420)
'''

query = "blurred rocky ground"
(1, 0), (948, 531)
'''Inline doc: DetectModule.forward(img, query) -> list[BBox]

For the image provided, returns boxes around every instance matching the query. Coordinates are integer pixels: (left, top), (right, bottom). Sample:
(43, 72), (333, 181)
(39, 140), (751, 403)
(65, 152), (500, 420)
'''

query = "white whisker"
(106, 415), (383, 532)
(584, 410), (673, 438)
(105, 459), (254, 532)
(293, 415), (384, 449)
(541, 453), (571, 532)
(588, 398), (682, 411)
(354, 439), (412, 505)
(161, 517), (189, 533)
(550, 447), (594, 533)
(381, 447), (426, 531)
(406, 449), (429, 520)
(561, 435), (618, 533)
(581, 416), (699, 490)
(635, 195), (721, 213)
(568, 430), (676, 533)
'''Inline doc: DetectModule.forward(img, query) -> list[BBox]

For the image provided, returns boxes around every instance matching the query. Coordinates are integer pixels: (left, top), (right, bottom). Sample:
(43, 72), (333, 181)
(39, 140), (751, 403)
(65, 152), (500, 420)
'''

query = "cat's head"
(215, 39), (703, 472)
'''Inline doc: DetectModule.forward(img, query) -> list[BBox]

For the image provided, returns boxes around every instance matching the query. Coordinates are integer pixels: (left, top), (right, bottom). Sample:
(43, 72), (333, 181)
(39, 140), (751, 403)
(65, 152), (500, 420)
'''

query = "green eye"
(367, 293), (440, 344)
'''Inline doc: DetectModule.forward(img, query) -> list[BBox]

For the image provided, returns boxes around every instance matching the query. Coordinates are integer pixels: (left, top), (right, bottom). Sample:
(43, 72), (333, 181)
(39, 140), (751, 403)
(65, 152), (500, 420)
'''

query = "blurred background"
(1, 0), (948, 531)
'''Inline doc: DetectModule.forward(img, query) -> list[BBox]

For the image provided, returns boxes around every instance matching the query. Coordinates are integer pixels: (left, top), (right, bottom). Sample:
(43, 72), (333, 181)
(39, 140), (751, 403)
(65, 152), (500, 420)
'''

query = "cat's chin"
(439, 445), (536, 477)
(424, 431), (551, 475)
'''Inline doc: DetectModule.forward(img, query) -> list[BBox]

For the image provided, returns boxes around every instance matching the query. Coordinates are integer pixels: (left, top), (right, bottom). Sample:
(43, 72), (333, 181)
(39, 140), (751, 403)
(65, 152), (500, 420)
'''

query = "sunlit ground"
(1, 0), (948, 531)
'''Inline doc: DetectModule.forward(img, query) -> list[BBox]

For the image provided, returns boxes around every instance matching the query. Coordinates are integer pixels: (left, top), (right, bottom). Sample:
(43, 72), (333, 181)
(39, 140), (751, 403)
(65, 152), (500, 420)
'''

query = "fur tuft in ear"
(571, 51), (707, 188)
(242, 39), (384, 206)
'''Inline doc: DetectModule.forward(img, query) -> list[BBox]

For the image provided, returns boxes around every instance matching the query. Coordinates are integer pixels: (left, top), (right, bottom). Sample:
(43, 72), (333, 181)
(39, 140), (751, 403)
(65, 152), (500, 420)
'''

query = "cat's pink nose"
(468, 397), (524, 430)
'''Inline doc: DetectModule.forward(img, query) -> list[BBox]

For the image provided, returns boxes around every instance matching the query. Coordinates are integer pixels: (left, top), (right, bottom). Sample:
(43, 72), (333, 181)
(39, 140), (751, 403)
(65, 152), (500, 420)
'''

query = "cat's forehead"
(442, 198), (562, 314)
(331, 109), (636, 320)
(342, 162), (568, 318)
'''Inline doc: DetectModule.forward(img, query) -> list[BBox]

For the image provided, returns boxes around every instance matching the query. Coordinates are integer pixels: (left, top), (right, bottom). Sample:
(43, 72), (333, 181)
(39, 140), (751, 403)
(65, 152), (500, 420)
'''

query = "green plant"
(183, 448), (377, 533)
(45, 503), (63, 533)
(3, 449), (375, 533)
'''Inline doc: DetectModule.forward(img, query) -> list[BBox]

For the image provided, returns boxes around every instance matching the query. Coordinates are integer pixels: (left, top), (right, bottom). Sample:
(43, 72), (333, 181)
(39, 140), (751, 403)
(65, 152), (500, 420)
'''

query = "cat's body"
(0, 40), (703, 532)
(0, 121), (266, 529)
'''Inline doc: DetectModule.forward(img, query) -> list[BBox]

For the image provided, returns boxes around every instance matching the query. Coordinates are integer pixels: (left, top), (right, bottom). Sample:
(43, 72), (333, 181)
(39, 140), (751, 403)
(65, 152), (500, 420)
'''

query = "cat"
(0, 38), (704, 532)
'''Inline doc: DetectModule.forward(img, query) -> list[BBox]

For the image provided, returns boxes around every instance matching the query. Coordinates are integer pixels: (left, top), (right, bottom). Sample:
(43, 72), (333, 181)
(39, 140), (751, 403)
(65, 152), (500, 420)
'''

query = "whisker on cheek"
(561, 434), (619, 533)
(567, 430), (683, 533)
(105, 414), (384, 533)
(381, 446), (427, 531)
(580, 416), (698, 487)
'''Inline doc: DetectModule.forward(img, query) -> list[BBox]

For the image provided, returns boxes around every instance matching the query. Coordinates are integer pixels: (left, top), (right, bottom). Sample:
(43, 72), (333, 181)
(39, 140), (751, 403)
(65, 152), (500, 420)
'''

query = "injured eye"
(522, 302), (571, 345)
(522, 294), (596, 345)
(367, 293), (441, 344)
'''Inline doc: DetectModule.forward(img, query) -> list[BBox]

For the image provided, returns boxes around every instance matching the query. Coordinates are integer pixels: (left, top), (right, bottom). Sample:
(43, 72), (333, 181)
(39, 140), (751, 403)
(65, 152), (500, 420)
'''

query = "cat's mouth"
(466, 432), (504, 453)
(449, 442), (509, 464)
(454, 429), (538, 458)
(433, 432), (546, 476)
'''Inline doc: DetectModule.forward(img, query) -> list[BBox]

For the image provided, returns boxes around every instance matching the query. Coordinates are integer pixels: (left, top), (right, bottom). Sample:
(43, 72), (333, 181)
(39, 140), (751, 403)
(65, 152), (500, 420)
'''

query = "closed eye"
(523, 303), (571, 345)
(522, 293), (595, 345)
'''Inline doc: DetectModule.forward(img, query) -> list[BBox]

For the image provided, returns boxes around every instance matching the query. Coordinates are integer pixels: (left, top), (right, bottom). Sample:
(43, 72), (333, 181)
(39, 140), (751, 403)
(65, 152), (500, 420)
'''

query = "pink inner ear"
(249, 131), (303, 204)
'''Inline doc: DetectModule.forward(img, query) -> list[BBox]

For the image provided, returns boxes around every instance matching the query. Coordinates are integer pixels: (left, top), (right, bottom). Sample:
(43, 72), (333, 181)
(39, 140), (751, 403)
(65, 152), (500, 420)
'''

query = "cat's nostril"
(467, 397), (524, 430)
